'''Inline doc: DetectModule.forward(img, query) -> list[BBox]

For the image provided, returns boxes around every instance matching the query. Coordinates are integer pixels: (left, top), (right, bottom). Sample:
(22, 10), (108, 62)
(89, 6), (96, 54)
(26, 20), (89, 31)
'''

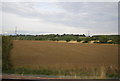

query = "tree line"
(11, 34), (120, 44)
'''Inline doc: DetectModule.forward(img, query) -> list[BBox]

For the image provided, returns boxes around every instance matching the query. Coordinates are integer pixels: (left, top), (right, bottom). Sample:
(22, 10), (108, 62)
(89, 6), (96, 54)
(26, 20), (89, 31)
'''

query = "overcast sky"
(0, 2), (118, 35)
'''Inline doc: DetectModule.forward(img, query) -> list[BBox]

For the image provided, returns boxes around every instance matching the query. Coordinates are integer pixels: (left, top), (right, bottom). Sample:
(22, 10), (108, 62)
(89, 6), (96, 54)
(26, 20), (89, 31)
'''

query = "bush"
(77, 39), (81, 42)
(2, 36), (13, 72)
(66, 39), (71, 42)
(83, 37), (91, 43)
(83, 41), (88, 43)
(112, 37), (120, 44)
(94, 42), (100, 43)
(99, 36), (108, 43)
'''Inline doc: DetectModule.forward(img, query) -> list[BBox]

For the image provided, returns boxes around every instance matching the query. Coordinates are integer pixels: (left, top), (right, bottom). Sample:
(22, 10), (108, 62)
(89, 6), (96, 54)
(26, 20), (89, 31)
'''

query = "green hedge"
(2, 36), (13, 72)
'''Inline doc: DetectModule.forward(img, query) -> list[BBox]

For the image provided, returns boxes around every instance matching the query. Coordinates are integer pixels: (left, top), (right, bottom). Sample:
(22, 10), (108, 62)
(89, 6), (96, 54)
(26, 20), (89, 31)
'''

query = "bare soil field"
(11, 40), (118, 69)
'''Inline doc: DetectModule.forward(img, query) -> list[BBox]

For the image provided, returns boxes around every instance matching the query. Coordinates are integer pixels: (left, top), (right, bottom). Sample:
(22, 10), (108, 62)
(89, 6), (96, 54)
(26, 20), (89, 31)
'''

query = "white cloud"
(3, 12), (89, 35)
(1, 2), (118, 35)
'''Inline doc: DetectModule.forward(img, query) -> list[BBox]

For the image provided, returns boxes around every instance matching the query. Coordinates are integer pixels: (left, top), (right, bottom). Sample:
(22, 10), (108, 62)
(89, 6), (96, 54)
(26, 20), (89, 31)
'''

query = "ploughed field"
(11, 40), (118, 69)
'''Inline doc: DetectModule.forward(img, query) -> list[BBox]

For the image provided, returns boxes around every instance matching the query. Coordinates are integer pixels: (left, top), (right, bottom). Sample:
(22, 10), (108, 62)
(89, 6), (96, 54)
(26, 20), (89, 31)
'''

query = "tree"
(2, 36), (13, 72)
(77, 38), (81, 42)
(66, 39), (71, 42)
(99, 36), (108, 43)
(83, 37), (91, 43)
(112, 36), (120, 44)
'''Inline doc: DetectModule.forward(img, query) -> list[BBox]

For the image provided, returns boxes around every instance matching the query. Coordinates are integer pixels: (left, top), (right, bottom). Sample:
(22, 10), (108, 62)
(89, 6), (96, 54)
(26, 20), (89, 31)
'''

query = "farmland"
(11, 40), (118, 68)
(0, 39), (117, 79)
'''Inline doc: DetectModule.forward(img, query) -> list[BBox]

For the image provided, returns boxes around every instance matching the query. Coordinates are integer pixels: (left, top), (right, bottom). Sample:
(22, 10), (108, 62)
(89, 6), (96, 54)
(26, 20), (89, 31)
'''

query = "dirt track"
(11, 40), (118, 68)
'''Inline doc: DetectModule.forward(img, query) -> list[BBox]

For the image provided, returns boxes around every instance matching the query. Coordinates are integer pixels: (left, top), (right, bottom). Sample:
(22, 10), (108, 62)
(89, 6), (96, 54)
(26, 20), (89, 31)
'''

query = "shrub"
(82, 37), (91, 43)
(2, 36), (13, 72)
(99, 36), (108, 43)
(66, 39), (71, 42)
(83, 41), (88, 43)
(112, 37), (120, 44)
(77, 39), (81, 42)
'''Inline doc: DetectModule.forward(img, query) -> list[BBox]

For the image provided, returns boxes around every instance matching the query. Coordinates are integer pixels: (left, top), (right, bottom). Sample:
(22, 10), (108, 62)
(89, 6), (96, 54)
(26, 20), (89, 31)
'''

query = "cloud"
(1, 2), (118, 35)
(2, 11), (89, 35)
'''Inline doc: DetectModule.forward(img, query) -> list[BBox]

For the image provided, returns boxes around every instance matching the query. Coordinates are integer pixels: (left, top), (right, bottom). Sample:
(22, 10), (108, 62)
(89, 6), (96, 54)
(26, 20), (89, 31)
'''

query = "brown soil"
(11, 40), (118, 69)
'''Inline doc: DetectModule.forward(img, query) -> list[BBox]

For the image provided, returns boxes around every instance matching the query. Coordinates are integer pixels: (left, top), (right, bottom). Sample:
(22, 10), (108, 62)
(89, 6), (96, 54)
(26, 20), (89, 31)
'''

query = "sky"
(0, 2), (118, 35)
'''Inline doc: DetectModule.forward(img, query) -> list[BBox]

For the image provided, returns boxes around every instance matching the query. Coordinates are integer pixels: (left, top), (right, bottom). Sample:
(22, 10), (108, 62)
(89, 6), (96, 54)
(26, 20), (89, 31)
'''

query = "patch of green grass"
(3, 66), (118, 79)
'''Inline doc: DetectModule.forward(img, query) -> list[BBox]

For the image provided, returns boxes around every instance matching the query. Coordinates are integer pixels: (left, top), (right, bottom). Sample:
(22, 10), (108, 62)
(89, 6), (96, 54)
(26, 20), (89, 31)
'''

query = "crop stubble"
(11, 40), (118, 69)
